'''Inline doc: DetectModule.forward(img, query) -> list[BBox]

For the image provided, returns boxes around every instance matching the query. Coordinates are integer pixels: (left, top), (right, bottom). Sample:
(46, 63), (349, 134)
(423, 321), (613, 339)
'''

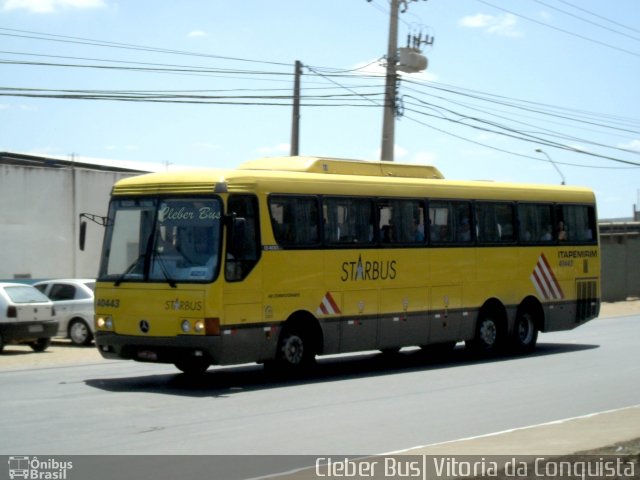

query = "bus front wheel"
(276, 327), (315, 370)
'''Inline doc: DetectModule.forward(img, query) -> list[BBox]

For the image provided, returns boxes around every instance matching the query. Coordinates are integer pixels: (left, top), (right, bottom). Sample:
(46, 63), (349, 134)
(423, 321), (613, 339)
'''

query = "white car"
(0, 282), (58, 353)
(34, 279), (95, 346)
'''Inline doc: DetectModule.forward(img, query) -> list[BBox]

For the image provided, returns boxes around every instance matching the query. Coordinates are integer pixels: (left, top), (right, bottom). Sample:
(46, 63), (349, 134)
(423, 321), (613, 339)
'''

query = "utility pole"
(373, 0), (430, 161)
(290, 60), (302, 156)
(380, 0), (400, 162)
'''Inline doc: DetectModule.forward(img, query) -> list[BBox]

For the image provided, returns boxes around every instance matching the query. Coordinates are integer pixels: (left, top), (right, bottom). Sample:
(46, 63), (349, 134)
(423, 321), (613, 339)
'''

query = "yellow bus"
(89, 156), (600, 374)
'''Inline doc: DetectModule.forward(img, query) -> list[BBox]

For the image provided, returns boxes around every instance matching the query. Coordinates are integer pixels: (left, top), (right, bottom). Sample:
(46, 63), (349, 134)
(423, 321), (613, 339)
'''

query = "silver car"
(34, 279), (95, 346)
(0, 282), (58, 353)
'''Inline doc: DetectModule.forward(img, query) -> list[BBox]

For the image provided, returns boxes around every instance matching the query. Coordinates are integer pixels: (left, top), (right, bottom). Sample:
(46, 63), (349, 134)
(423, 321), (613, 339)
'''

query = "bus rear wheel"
(511, 311), (538, 354)
(466, 314), (504, 356)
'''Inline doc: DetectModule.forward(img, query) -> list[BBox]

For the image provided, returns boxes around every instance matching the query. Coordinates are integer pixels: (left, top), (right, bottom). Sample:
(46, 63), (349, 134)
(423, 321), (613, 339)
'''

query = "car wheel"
(30, 338), (51, 352)
(69, 319), (93, 346)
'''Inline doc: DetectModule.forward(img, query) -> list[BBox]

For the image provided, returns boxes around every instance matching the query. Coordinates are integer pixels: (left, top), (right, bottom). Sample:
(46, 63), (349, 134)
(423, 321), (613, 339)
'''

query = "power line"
(0, 27), (292, 67)
(530, 0), (640, 43)
(555, 0), (640, 35)
(476, 0), (640, 58)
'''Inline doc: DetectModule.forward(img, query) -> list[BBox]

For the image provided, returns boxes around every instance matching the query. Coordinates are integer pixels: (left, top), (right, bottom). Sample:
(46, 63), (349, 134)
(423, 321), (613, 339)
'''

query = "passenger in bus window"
(557, 221), (567, 241)
(541, 226), (552, 241)
(411, 218), (425, 242)
(381, 224), (394, 243)
(459, 218), (472, 242)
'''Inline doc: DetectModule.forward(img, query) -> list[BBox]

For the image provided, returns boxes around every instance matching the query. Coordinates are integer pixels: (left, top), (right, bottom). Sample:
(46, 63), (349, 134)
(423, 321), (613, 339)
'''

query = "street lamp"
(535, 148), (566, 185)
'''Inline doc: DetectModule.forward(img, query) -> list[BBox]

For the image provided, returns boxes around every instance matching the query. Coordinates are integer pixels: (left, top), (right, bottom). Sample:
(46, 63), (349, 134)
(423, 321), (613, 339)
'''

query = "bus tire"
(466, 313), (504, 356)
(276, 327), (316, 371)
(511, 310), (538, 354)
(174, 358), (210, 375)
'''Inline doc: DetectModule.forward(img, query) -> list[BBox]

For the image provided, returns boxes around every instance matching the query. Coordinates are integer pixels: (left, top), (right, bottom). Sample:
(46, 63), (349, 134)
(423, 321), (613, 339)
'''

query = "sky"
(1, 0), (639, 219)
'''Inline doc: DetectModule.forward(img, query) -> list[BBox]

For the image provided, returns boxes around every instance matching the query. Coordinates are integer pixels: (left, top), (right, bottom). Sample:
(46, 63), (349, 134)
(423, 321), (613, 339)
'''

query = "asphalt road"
(0, 315), (639, 458)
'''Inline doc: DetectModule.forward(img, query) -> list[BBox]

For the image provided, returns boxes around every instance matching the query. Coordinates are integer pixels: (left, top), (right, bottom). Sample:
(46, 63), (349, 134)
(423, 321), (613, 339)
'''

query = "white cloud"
(459, 13), (523, 37)
(619, 139), (640, 152)
(412, 150), (438, 163)
(2, 0), (106, 13)
(105, 144), (138, 152)
(256, 143), (291, 155)
(394, 145), (408, 159)
(193, 142), (219, 150)
(187, 30), (207, 38)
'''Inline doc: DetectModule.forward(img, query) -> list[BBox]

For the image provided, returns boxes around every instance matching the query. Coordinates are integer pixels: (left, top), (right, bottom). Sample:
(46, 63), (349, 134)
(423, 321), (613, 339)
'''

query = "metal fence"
(600, 222), (640, 302)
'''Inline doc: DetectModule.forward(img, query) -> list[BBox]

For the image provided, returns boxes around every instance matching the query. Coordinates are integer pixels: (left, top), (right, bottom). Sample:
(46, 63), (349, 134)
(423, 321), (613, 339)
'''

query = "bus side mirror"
(79, 221), (87, 251)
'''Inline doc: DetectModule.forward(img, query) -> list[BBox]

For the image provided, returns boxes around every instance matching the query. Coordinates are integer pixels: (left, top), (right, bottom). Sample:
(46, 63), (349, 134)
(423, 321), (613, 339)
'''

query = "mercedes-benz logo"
(139, 320), (150, 334)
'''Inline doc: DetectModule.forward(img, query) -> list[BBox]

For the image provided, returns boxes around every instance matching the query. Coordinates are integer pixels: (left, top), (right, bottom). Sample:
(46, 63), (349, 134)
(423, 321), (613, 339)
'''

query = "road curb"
(398, 405), (640, 456)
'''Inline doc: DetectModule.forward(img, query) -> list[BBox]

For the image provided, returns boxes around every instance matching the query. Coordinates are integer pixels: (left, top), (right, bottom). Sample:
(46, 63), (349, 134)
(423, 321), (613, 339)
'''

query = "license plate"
(28, 324), (44, 333)
(137, 350), (158, 361)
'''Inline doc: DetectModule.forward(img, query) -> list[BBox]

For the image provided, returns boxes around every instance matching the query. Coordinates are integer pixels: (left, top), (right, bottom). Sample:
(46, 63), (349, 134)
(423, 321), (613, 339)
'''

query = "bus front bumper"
(95, 331), (223, 365)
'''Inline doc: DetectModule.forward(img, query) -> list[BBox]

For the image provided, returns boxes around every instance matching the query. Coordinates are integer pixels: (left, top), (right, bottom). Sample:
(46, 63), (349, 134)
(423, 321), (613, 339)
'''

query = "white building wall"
(0, 164), (139, 279)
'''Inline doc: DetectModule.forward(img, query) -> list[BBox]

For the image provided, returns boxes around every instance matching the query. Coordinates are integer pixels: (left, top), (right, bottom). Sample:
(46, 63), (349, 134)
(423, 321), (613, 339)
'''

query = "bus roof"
(110, 156), (595, 204)
(238, 156), (445, 179)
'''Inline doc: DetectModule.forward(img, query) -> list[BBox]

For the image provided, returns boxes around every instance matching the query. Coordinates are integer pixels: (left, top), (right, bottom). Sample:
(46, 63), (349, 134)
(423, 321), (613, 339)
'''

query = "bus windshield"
(99, 197), (223, 284)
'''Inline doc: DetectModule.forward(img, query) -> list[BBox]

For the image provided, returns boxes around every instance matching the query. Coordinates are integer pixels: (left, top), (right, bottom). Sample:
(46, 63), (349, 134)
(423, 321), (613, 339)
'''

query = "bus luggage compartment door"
(339, 289), (378, 353)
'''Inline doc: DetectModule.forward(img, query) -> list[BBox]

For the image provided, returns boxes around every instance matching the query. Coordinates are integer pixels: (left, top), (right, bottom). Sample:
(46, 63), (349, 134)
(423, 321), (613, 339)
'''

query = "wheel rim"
(517, 314), (534, 345)
(479, 319), (497, 347)
(70, 321), (88, 344)
(281, 334), (304, 365)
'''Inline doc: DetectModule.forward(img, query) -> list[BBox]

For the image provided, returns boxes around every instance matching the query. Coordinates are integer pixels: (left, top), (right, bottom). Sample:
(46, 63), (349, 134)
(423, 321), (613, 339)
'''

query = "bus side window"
(518, 203), (554, 243)
(378, 199), (425, 245)
(323, 197), (374, 245)
(429, 202), (450, 244)
(226, 195), (261, 282)
(269, 195), (319, 247)
(477, 202), (515, 244)
(557, 204), (597, 244)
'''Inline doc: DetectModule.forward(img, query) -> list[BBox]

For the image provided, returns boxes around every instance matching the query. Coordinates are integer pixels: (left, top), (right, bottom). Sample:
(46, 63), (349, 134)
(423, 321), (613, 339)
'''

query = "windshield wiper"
(152, 251), (177, 288)
(114, 254), (145, 287)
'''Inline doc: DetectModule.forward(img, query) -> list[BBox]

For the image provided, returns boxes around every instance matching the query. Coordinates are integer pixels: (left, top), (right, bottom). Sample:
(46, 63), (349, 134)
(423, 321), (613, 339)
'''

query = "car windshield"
(4, 286), (51, 304)
(99, 197), (223, 284)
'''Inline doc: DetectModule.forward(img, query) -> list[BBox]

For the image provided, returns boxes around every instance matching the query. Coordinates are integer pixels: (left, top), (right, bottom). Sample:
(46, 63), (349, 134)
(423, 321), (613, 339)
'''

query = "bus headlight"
(181, 320), (191, 333)
(194, 320), (205, 333)
(96, 315), (113, 330)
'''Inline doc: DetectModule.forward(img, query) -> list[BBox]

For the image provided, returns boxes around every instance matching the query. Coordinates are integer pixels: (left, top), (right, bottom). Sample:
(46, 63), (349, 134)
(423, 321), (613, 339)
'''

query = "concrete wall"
(601, 234), (640, 302)
(0, 164), (137, 279)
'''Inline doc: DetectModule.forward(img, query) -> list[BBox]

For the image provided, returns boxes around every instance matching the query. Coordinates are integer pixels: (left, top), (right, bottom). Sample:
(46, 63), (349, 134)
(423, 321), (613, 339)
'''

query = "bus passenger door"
(222, 195), (266, 362)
